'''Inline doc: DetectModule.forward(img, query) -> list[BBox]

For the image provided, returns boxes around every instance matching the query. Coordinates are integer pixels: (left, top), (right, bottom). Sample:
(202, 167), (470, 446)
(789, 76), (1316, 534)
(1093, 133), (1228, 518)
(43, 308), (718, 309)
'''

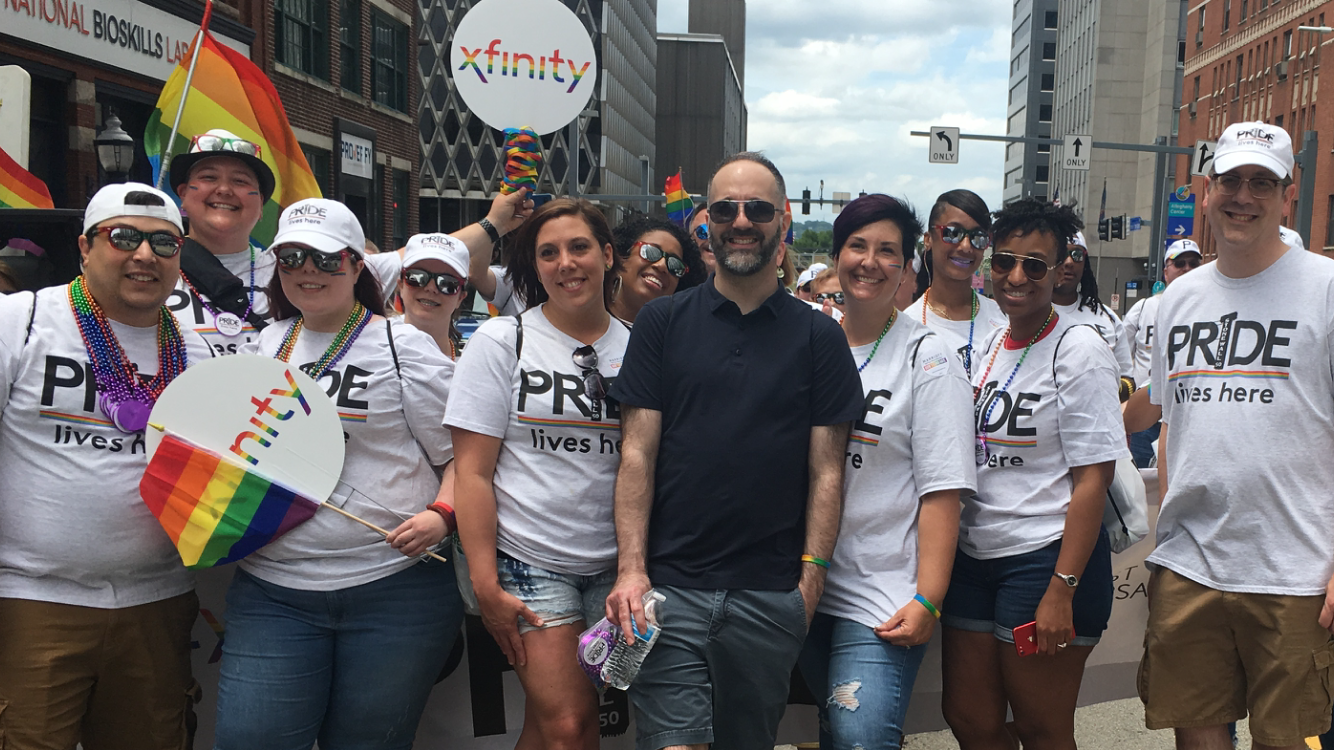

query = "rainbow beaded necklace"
(274, 301), (372, 378)
(68, 275), (189, 433)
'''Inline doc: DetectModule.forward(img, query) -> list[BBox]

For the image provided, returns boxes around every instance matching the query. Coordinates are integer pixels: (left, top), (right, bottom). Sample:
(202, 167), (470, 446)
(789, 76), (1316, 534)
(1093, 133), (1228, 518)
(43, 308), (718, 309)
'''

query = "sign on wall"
(448, 0), (599, 135)
(340, 132), (374, 180)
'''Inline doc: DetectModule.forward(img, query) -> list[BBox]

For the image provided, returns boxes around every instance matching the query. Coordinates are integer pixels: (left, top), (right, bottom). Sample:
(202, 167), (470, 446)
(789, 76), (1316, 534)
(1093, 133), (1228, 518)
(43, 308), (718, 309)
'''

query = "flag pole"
(156, 0), (214, 190)
(320, 503), (450, 564)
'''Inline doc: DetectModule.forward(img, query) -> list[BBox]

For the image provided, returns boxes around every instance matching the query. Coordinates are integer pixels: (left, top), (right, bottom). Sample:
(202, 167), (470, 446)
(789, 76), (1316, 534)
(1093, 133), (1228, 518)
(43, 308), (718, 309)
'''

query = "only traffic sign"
(929, 126), (959, 164)
(1062, 134), (1091, 171)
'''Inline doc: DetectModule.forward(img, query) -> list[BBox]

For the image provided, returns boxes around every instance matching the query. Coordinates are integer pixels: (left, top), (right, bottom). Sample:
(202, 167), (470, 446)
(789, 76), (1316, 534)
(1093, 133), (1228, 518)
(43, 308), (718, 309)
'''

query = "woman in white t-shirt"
(904, 189), (1008, 380)
(796, 194), (976, 750)
(216, 199), (462, 749)
(445, 198), (629, 750)
(940, 198), (1128, 750)
(397, 232), (472, 357)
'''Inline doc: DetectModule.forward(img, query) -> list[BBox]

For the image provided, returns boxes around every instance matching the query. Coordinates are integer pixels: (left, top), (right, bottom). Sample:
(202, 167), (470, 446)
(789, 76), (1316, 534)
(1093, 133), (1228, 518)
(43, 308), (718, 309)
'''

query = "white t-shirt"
(819, 318), (977, 629)
(364, 251), (404, 304)
(0, 286), (214, 608)
(803, 298), (844, 322)
(1054, 300), (1133, 381)
(903, 292), (1008, 379)
(1149, 248), (1334, 595)
(169, 244), (274, 356)
(962, 317), (1129, 559)
(238, 317), (454, 591)
(485, 264), (527, 316)
(1121, 294), (1161, 387)
(444, 306), (628, 575)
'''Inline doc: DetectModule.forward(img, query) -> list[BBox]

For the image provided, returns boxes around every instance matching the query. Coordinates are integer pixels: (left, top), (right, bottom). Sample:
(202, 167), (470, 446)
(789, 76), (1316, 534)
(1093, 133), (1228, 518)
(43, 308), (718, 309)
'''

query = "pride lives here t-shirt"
(1150, 248), (1334, 595)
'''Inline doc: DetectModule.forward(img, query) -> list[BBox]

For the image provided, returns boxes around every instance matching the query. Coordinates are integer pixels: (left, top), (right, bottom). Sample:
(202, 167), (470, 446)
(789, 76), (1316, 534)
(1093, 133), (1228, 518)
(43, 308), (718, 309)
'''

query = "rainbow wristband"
(913, 593), (941, 619)
(801, 554), (830, 569)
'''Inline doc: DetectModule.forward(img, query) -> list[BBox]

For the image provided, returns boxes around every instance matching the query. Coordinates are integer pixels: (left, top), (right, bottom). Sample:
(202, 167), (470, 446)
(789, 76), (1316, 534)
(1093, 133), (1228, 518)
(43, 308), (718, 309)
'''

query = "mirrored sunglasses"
(1068, 247), (1087, 263)
(90, 226), (183, 258)
(276, 246), (353, 273)
(935, 224), (992, 251)
(634, 242), (688, 278)
(402, 268), (462, 295)
(190, 134), (263, 159)
(708, 199), (778, 224)
(812, 291), (845, 305)
(572, 344), (607, 420)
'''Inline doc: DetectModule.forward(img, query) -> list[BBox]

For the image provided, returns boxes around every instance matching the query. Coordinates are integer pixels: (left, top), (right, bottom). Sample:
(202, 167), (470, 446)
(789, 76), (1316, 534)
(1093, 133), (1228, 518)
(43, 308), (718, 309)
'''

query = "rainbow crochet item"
(500, 127), (541, 194)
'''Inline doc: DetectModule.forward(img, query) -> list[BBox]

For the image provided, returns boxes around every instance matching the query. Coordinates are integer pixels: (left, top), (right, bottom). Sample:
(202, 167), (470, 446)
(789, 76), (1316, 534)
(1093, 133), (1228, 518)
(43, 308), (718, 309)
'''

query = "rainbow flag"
(146, 0), (321, 246)
(140, 432), (320, 569)
(0, 147), (54, 209)
(665, 170), (692, 227)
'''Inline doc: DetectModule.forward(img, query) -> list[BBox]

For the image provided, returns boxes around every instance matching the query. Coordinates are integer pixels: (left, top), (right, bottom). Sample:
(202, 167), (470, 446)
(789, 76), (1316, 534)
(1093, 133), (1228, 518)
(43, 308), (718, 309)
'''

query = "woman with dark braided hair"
(941, 198), (1127, 750)
(1052, 232), (1135, 394)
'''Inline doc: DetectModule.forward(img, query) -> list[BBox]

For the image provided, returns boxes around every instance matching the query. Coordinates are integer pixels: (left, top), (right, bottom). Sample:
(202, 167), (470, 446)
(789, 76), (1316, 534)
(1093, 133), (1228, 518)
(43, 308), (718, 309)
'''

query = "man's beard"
(711, 226), (782, 277)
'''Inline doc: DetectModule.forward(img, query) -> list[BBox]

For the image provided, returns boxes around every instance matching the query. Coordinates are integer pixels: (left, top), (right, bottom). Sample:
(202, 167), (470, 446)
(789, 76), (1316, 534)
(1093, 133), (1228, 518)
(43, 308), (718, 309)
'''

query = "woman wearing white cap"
(216, 198), (462, 749)
(398, 232), (472, 357)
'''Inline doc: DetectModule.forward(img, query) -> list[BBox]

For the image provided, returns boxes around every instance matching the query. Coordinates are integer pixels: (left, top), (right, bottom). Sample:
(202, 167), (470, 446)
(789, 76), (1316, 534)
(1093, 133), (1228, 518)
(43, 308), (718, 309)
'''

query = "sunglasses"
(89, 226), (183, 258)
(1067, 247), (1087, 263)
(693, 224), (709, 241)
(1172, 256), (1202, 269)
(402, 268), (462, 295)
(990, 252), (1058, 281)
(812, 292), (846, 305)
(634, 242), (688, 278)
(572, 345), (607, 420)
(934, 225), (992, 251)
(276, 245), (354, 273)
(1213, 173), (1282, 199)
(708, 199), (778, 224)
(189, 134), (263, 159)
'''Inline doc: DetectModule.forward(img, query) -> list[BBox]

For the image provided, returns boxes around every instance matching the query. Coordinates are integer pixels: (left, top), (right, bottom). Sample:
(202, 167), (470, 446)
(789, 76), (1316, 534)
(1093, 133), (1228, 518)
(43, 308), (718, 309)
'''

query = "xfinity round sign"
(449, 0), (598, 135)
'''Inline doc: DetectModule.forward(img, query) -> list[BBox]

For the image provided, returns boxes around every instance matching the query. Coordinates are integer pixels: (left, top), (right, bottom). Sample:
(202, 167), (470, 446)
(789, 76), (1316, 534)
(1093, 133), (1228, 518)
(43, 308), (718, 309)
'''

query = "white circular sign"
(450, 0), (599, 135)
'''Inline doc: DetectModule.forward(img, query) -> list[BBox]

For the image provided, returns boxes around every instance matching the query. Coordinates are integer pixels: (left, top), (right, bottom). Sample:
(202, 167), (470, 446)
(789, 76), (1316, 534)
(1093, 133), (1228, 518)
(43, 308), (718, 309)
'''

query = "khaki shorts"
(0, 593), (199, 750)
(1138, 567), (1334, 746)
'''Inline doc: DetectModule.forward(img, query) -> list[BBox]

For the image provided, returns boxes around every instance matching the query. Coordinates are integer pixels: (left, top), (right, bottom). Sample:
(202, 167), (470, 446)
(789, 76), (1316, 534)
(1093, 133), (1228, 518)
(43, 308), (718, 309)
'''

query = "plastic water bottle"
(577, 590), (666, 690)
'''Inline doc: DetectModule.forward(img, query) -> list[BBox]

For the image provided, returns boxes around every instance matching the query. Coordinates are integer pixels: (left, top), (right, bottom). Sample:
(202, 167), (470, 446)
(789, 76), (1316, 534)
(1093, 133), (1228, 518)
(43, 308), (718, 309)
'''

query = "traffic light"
(802, 189), (811, 215)
(1111, 215), (1126, 240)
(1098, 218), (1110, 242)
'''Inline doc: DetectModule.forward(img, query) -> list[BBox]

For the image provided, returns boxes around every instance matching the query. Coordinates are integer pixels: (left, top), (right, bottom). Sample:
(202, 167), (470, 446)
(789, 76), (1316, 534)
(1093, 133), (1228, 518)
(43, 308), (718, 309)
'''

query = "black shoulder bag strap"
(179, 238), (269, 331)
(385, 318), (401, 378)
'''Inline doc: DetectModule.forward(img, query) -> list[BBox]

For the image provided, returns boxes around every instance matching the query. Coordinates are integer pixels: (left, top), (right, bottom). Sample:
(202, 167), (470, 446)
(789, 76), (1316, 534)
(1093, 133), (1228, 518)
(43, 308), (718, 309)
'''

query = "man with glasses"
(1140, 121), (1334, 750)
(687, 202), (716, 274)
(0, 183), (214, 749)
(607, 152), (863, 750)
(1121, 239), (1202, 466)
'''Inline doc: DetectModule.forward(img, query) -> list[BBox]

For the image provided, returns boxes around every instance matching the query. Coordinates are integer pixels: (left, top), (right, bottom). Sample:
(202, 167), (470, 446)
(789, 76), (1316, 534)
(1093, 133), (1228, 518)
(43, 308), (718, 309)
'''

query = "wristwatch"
(1053, 571), (1079, 588)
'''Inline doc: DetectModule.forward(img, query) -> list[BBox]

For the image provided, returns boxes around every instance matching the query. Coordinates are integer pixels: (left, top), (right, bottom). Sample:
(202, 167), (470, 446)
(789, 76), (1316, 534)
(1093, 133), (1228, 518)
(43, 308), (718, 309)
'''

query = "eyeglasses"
(402, 268), (462, 295)
(707, 199), (778, 224)
(1172, 256), (1202, 269)
(89, 226), (184, 258)
(693, 224), (709, 242)
(572, 345), (607, 420)
(990, 252), (1058, 281)
(634, 242), (688, 278)
(1067, 247), (1087, 263)
(934, 225), (992, 251)
(812, 292), (845, 305)
(1212, 173), (1283, 199)
(276, 245), (354, 273)
(189, 134), (263, 159)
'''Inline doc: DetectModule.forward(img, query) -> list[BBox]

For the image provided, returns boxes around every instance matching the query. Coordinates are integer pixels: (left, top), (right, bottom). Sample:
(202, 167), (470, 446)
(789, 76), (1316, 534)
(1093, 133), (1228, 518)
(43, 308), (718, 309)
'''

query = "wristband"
(913, 593), (941, 619)
(427, 501), (456, 532)
(800, 554), (830, 569)
(478, 217), (501, 244)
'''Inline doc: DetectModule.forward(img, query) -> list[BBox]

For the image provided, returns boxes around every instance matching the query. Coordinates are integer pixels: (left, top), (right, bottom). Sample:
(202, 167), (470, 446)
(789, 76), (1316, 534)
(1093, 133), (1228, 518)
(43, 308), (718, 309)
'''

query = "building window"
(1037, 142), (1051, 153)
(1042, 42), (1056, 60)
(372, 10), (409, 112)
(275, 0), (329, 79)
(340, 0), (361, 93)
(1044, 10), (1057, 29)
(1223, 0), (1231, 30)
(300, 144), (331, 195)
(1041, 73), (1054, 91)
(1036, 165), (1050, 183)
(1326, 196), (1334, 247)
(1039, 104), (1053, 122)
(1284, 30), (1293, 59)
(1241, 0), (1248, 21)
(392, 169), (409, 248)
(1179, 40), (1187, 67)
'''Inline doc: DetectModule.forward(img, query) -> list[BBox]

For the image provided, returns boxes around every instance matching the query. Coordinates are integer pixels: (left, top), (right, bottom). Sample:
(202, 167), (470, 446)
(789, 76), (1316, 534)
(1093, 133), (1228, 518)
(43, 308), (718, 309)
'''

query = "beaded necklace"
(274, 301), (372, 379)
(68, 276), (189, 433)
(842, 309), (897, 373)
(179, 244), (256, 337)
(922, 287), (979, 376)
(973, 307), (1056, 465)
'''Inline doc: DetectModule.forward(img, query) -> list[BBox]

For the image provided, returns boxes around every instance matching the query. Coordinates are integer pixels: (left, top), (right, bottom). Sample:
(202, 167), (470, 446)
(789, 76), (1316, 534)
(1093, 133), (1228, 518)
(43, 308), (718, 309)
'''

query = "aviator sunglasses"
(276, 245), (355, 273)
(707, 199), (778, 224)
(990, 252), (1059, 281)
(934, 224), (992, 251)
(633, 242), (688, 278)
(693, 223), (709, 242)
(89, 226), (184, 258)
(189, 134), (263, 159)
(812, 292), (846, 305)
(402, 268), (462, 295)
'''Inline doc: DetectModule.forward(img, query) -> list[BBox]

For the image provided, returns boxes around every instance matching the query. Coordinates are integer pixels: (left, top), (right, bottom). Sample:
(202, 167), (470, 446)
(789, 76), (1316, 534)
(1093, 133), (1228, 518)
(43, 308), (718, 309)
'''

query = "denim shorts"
(941, 527), (1113, 647)
(495, 552), (615, 634)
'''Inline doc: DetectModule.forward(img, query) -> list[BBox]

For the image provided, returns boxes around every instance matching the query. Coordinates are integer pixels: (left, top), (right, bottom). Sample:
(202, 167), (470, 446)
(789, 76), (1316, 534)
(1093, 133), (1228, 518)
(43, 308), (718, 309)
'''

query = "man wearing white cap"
(1140, 121), (1334, 750)
(1121, 239), (1202, 466)
(794, 262), (827, 301)
(398, 233), (471, 357)
(0, 183), (214, 748)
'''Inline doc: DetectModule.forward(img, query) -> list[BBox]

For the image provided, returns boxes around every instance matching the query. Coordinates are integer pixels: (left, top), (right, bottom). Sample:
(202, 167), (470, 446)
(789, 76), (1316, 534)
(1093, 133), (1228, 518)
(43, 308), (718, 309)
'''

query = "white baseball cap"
(271, 198), (365, 257)
(1213, 121), (1294, 179)
(1165, 239), (1202, 260)
(403, 233), (470, 280)
(1279, 226), (1305, 250)
(1070, 231), (1088, 249)
(796, 262), (828, 288)
(83, 182), (183, 234)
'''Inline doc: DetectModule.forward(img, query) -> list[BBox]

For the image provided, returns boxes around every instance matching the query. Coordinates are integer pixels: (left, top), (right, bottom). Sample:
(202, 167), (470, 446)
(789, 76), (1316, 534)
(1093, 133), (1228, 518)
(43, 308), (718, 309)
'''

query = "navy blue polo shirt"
(609, 277), (863, 590)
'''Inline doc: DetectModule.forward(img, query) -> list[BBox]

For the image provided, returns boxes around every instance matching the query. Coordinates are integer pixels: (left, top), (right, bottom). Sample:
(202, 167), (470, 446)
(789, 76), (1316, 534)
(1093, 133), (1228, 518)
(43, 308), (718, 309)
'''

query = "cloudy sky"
(657, 0), (1011, 227)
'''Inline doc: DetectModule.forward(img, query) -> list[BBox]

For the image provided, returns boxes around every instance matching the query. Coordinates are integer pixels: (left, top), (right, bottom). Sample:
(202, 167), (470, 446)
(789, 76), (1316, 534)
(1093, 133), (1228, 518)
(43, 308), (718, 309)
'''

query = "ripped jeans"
(797, 612), (928, 750)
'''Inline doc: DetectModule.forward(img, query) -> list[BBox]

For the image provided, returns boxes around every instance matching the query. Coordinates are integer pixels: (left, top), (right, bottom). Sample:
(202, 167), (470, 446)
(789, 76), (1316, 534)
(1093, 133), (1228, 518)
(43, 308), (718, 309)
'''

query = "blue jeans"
(1129, 422), (1161, 468)
(213, 562), (464, 750)
(797, 613), (928, 750)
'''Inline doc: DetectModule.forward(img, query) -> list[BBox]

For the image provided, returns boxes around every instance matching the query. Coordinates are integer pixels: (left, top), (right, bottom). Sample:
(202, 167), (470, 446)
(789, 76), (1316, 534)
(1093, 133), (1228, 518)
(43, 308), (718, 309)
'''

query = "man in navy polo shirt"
(607, 152), (863, 750)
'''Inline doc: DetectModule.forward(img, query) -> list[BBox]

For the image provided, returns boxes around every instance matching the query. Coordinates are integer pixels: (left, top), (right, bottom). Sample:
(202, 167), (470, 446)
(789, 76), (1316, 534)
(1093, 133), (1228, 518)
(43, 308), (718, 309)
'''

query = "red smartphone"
(1013, 621), (1075, 656)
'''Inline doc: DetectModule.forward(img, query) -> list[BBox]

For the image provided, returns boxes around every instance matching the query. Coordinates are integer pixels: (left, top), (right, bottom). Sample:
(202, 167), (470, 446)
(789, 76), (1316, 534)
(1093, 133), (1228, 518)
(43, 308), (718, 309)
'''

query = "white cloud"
(966, 25), (1012, 65)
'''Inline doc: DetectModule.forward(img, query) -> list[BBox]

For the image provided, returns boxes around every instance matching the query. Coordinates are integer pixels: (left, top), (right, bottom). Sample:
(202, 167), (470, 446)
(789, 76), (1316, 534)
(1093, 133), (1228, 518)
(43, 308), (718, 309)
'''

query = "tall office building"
(1003, 0), (1061, 204)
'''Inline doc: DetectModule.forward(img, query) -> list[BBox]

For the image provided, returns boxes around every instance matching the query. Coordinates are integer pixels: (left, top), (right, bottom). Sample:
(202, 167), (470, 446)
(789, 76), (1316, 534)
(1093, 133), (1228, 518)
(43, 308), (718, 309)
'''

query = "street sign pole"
(1150, 136), (1169, 282)
(1296, 129), (1318, 247)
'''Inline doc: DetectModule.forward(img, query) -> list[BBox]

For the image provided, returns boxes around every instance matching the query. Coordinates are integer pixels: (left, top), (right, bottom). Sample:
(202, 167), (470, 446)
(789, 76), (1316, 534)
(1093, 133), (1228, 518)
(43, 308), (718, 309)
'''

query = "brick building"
(1177, 0), (1334, 257)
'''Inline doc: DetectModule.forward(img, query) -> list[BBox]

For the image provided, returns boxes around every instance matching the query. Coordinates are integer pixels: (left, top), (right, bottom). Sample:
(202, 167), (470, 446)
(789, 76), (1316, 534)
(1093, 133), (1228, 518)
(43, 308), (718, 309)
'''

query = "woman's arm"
(878, 489), (961, 646)
(385, 461), (455, 557)
(1034, 460), (1114, 655)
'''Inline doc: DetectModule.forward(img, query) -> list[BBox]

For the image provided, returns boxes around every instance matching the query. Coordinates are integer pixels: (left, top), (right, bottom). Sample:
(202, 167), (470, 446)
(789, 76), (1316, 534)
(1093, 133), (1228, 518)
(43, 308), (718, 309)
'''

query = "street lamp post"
(94, 110), (135, 185)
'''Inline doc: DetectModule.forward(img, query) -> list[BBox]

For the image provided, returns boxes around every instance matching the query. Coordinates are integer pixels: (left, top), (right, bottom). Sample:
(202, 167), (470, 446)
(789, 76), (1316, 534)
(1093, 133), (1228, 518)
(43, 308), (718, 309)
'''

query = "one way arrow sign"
(1062, 134), (1091, 171)
(929, 126), (959, 164)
